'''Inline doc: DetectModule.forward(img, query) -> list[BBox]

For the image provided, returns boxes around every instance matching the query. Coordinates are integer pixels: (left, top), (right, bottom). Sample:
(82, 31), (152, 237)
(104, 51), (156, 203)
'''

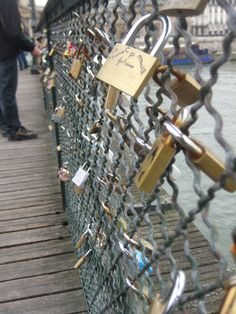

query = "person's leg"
(21, 52), (28, 69)
(17, 54), (24, 71)
(0, 58), (21, 136)
(0, 58), (37, 140)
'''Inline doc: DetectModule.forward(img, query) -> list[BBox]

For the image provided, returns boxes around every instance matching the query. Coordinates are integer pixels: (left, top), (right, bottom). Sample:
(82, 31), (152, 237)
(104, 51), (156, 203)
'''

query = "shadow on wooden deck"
(0, 71), (87, 314)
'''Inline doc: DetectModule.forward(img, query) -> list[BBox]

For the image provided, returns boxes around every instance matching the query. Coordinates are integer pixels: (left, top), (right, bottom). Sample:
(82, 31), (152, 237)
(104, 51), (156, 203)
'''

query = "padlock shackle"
(163, 121), (203, 156)
(164, 270), (185, 313)
(122, 13), (171, 57)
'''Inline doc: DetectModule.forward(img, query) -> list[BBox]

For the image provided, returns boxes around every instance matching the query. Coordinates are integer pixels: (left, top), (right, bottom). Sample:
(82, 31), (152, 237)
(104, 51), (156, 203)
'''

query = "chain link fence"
(39, 0), (236, 313)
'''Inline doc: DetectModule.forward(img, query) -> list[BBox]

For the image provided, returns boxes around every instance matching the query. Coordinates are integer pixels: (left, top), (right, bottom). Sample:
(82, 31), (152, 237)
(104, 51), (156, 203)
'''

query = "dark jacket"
(0, 0), (35, 60)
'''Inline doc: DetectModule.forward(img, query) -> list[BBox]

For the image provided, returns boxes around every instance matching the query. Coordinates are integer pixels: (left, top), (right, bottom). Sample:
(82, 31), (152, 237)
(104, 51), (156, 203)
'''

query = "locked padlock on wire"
(96, 13), (171, 109)
(126, 270), (185, 313)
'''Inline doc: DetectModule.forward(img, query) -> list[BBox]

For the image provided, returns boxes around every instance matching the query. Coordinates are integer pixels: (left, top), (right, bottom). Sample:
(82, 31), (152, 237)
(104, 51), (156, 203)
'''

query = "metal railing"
(39, 0), (236, 313)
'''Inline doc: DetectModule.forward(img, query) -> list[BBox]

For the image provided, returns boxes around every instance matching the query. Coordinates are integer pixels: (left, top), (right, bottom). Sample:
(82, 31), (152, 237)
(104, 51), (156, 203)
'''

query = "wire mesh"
(39, 0), (236, 313)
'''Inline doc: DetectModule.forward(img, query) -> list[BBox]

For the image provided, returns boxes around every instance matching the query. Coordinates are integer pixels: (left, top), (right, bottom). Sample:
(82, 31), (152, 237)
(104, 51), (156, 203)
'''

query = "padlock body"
(97, 43), (160, 99)
(75, 233), (87, 249)
(159, 0), (208, 17)
(148, 294), (165, 314)
(190, 141), (236, 193)
(134, 135), (176, 193)
(74, 256), (86, 269)
(69, 56), (84, 79)
(170, 73), (201, 106)
(220, 286), (236, 314)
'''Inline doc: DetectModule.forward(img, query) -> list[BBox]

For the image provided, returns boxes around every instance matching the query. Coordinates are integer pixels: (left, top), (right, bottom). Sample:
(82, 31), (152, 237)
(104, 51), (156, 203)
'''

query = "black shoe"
(8, 126), (38, 141)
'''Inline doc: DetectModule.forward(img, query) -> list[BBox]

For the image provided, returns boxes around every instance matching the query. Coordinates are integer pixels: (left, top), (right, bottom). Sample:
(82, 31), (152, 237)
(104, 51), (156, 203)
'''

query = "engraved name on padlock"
(97, 14), (171, 106)
(159, 0), (209, 17)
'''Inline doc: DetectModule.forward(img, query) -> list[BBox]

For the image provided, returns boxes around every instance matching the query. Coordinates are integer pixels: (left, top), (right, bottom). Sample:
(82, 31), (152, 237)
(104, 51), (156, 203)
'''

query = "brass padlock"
(134, 109), (190, 193)
(230, 228), (236, 261)
(101, 202), (128, 231)
(75, 225), (93, 250)
(49, 42), (58, 57)
(159, 0), (208, 17)
(69, 48), (84, 80)
(164, 121), (236, 193)
(153, 65), (201, 107)
(74, 249), (92, 269)
(97, 14), (171, 108)
(220, 276), (236, 314)
(123, 233), (154, 252)
(51, 106), (65, 123)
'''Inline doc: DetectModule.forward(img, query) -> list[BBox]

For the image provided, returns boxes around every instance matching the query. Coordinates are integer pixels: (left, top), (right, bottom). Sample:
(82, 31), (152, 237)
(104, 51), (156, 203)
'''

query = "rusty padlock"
(97, 13), (171, 109)
(159, 0), (209, 17)
(153, 65), (201, 106)
(164, 121), (236, 193)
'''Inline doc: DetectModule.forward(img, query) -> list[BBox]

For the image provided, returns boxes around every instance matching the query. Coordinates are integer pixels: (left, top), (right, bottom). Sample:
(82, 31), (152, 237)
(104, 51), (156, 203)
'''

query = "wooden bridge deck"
(0, 71), (87, 314)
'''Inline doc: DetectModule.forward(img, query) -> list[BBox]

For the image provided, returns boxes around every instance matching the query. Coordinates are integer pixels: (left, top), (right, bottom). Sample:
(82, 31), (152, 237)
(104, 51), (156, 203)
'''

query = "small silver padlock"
(72, 163), (90, 194)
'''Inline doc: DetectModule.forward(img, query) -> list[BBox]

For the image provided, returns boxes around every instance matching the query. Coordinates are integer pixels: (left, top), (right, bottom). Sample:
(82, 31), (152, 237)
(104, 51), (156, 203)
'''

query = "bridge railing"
(39, 0), (236, 313)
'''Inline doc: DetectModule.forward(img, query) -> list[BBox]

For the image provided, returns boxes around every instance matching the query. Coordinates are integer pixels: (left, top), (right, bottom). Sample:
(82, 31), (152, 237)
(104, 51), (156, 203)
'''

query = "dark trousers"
(0, 58), (21, 135)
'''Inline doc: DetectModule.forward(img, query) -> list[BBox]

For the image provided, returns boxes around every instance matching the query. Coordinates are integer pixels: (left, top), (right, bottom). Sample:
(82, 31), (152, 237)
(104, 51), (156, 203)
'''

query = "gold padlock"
(164, 122), (236, 193)
(134, 131), (176, 193)
(69, 48), (84, 80)
(220, 276), (236, 314)
(159, 0), (208, 17)
(153, 65), (201, 107)
(74, 249), (92, 269)
(97, 14), (171, 108)
(52, 106), (65, 123)
(124, 233), (154, 252)
(49, 42), (58, 57)
(101, 202), (128, 231)
(75, 225), (93, 250)
(134, 109), (190, 193)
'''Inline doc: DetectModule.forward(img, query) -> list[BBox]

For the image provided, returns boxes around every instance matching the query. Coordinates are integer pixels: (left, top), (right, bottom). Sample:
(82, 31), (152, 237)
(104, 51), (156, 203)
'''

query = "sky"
(35, 0), (48, 6)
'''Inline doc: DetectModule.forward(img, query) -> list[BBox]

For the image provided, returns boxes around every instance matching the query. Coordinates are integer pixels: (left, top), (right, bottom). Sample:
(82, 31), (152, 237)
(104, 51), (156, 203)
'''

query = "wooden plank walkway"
(0, 71), (87, 314)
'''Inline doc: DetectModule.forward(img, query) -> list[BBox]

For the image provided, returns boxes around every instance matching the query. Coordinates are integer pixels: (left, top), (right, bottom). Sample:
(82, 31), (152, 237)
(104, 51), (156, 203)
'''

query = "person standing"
(0, 0), (41, 141)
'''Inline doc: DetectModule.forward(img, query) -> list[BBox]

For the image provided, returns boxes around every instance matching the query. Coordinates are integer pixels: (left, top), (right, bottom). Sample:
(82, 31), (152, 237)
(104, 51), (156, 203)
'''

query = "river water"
(139, 61), (236, 266)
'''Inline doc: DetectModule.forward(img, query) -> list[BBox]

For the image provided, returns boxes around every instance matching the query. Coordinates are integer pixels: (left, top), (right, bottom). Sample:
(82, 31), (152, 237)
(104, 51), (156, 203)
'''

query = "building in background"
(190, 0), (236, 52)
